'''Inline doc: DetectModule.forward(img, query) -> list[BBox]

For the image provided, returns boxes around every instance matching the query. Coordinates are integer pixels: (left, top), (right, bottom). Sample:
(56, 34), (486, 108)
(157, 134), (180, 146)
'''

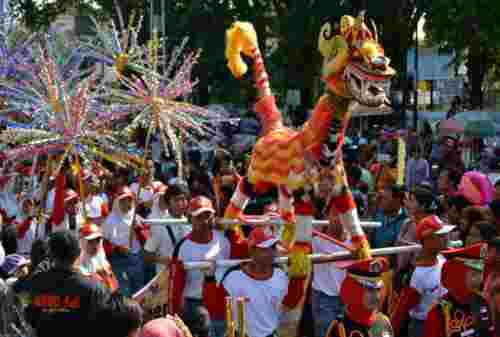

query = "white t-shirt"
(409, 255), (448, 321)
(145, 225), (175, 272)
(176, 230), (230, 299)
(224, 268), (288, 337)
(312, 236), (350, 296)
(16, 218), (44, 255)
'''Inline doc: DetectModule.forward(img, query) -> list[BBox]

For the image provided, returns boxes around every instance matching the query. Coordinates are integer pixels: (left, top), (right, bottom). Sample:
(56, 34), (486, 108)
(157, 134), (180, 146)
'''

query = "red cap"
(79, 223), (103, 240)
(64, 189), (79, 203)
(441, 243), (487, 271)
(248, 227), (279, 249)
(188, 196), (215, 216)
(416, 215), (455, 241)
(338, 257), (389, 289)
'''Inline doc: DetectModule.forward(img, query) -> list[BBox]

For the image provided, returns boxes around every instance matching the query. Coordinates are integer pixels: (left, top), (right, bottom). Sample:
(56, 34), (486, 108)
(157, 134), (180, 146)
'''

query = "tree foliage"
(426, 0), (500, 107)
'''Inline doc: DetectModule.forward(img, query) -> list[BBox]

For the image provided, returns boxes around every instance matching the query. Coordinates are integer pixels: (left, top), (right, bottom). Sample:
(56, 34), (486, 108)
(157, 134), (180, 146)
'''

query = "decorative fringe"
(287, 250), (311, 279)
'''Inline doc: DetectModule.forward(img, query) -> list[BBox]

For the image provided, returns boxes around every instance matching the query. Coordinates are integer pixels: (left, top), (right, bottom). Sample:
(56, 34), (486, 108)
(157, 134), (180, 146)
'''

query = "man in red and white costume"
(203, 227), (307, 337)
(390, 215), (453, 337)
(169, 196), (248, 337)
(423, 243), (494, 337)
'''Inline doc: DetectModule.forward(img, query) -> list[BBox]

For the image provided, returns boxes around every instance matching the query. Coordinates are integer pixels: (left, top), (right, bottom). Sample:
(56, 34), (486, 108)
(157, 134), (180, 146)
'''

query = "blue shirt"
(372, 208), (408, 249)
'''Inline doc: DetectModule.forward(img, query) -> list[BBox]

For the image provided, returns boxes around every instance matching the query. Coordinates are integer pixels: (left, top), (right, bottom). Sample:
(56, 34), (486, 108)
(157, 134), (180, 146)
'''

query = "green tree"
(426, 0), (500, 108)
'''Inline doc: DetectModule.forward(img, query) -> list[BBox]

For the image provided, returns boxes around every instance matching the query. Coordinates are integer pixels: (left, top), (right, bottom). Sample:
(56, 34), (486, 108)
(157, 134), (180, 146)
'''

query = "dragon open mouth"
(345, 62), (393, 107)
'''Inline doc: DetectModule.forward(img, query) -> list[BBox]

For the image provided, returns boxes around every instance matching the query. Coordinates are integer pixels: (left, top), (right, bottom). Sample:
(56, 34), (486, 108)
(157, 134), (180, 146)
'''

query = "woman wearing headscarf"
(79, 223), (118, 292)
(103, 186), (145, 297)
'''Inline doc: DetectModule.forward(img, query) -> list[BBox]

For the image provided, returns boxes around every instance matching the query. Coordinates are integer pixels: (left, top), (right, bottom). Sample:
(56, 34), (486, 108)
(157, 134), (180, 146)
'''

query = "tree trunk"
(467, 46), (484, 109)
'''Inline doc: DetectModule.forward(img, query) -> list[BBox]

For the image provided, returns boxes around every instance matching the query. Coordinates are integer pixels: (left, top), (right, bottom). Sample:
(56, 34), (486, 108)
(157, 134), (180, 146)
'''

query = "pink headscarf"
(141, 316), (191, 337)
(458, 171), (495, 206)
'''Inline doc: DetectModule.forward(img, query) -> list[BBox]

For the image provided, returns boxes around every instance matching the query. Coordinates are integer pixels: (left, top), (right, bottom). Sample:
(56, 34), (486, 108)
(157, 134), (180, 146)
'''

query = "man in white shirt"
(311, 208), (350, 337)
(390, 215), (453, 337)
(169, 196), (230, 337)
(144, 182), (190, 273)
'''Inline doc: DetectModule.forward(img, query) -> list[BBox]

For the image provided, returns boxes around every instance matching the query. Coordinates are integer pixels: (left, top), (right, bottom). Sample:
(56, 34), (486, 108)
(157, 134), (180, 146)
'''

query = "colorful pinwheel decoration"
(0, 30), (87, 125)
(0, 42), (143, 173)
(81, 5), (145, 79)
(98, 33), (233, 176)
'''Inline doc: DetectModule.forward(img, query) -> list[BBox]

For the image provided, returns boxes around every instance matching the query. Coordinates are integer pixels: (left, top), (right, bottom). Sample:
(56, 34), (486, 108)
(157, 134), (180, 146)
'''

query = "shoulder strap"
(221, 265), (242, 284)
(172, 236), (189, 259)
(165, 225), (177, 246)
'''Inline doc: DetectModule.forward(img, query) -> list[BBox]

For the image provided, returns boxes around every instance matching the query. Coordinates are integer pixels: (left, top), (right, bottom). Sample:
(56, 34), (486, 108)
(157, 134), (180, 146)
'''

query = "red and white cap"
(416, 215), (455, 241)
(79, 223), (103, 240)
(188, 196), (215, 216)
(248, 227), (279, 249)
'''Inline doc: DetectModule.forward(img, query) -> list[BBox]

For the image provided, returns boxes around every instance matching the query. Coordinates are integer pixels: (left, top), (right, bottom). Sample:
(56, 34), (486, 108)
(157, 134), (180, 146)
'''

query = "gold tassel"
(226, 297), (236, 337)
(281, 222), (296, 250)
(288, 250), (312, 279)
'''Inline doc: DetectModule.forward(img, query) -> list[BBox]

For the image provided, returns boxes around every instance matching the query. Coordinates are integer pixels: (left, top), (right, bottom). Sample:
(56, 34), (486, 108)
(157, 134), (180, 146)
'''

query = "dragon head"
(319, 12), (395, 107)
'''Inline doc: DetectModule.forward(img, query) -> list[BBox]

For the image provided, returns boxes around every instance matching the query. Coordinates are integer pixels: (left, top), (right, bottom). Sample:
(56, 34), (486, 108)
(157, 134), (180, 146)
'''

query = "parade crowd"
(0, 128), (499, 337)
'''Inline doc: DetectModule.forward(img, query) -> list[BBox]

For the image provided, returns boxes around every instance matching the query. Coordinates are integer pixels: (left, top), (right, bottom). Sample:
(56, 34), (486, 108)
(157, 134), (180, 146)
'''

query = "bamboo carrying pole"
(143, 217), (381, 228)
(182, 244), (421, 270)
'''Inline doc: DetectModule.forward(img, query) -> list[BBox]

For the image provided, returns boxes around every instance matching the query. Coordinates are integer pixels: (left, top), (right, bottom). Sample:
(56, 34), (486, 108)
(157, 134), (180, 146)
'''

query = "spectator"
(29, 238), (51, 276)
(106, 295), (143, 337)
(495, 180), (500, 202)
(141, 316), (194, 337)
(0, 254), (30, 284)
(492, 200), (500, 233)
(396, 184), (441, 276)
(406, 146), (430, 190)
(485, 237), (500, 337)
(438, 136), (465, 177)
(14, 230), (112, 337)
(0, 223), (17, 255)
(372, 184), (408, 249)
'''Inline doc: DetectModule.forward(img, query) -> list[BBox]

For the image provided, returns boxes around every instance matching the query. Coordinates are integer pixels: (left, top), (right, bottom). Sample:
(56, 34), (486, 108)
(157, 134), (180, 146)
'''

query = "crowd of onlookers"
(0, 124), (499, 337)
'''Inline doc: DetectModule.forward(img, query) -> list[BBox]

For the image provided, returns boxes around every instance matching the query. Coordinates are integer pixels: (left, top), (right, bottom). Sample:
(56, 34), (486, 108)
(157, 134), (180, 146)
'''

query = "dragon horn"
(370, 19), (378, 42)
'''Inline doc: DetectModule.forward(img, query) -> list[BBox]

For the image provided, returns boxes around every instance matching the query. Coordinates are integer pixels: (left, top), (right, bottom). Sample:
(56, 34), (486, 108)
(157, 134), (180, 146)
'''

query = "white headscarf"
(79, 236), (110, 274)
(103, 193), (140, 252)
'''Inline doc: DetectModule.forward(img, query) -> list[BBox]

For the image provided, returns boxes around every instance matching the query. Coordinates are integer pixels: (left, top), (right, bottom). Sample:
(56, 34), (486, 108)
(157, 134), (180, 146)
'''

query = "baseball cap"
(188, 196), (215, 217)
(49, 230), (81, 262)
(416, 215), (455, 241)
(248, 227), (279, 249)
(79, 223), (103, 241)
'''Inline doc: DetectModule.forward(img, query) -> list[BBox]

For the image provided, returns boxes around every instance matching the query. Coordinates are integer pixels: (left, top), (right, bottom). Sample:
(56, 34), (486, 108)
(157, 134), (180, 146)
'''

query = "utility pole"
(413, 18), (419, 129)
